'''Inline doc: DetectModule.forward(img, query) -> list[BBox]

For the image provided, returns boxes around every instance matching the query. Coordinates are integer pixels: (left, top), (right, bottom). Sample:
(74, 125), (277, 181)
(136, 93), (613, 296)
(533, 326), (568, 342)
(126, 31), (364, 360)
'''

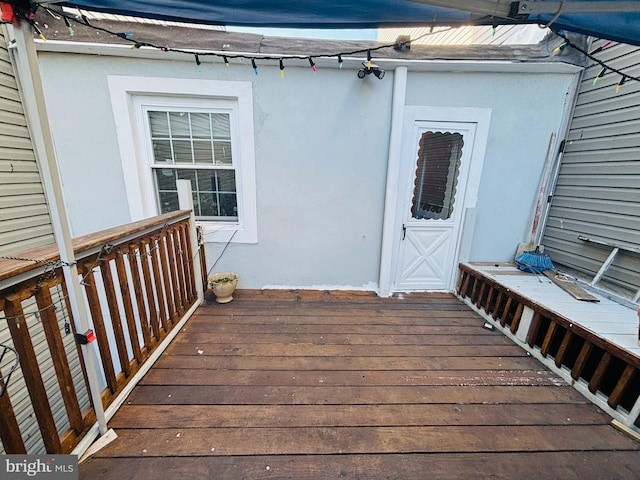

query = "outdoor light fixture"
(357, 62), (385, 80)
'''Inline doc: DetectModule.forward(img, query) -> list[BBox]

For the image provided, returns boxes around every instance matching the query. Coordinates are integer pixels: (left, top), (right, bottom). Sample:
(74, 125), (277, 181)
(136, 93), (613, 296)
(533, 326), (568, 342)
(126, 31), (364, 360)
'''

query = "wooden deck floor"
(79, 290), (640, 479)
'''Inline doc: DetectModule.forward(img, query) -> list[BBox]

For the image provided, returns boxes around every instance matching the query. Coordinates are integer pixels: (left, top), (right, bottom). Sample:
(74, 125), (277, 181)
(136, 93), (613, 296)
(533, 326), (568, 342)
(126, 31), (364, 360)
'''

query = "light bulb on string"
(309, 57), (316, 73)
(279, 58), (285, 78)
(338, 54), (343, 69)
(63, 16), (74, 36)
(590, 41), (613, 55)
(367, 50), (372, 69)
(223, 56), (230, 67)
(251, 58), (258, 75)
(593, 67), (606, 85)
(616, 76), (627, 94)
(194, 54), (201, 71)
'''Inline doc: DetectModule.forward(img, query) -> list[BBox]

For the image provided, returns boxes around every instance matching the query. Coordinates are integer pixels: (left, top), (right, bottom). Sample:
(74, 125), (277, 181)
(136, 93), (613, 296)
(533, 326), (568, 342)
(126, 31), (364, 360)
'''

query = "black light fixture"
(357, 62), (385, 80)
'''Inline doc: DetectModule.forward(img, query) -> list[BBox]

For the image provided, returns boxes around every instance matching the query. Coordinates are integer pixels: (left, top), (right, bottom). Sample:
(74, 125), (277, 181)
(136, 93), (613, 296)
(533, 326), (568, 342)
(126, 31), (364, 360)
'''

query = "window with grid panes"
(148, 109), (238, 220)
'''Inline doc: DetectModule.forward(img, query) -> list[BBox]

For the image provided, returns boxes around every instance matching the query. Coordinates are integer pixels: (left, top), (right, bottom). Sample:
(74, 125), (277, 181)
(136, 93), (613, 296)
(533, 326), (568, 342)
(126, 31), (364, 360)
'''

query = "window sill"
(198, 221), (257, 244)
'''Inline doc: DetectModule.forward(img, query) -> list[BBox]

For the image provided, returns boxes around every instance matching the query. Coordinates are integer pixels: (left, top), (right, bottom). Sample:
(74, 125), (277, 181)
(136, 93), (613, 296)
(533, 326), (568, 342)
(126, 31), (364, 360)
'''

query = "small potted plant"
(208, 272), (239, 303)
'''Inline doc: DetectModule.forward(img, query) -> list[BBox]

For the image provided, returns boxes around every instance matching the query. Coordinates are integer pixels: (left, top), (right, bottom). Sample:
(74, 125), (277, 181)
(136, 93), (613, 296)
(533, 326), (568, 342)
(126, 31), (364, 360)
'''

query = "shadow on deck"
(79, 290), (640, 479)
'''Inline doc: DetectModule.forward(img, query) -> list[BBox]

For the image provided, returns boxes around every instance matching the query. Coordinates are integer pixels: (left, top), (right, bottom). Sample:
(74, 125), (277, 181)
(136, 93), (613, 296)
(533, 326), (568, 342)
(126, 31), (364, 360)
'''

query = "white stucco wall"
(37, 48), (577, 290)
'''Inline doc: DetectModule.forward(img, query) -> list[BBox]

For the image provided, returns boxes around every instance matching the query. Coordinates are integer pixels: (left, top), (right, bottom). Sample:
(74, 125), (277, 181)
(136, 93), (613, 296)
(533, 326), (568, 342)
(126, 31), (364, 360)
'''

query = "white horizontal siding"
(543, 38), (640, 299)
(0, 27), (54, 256)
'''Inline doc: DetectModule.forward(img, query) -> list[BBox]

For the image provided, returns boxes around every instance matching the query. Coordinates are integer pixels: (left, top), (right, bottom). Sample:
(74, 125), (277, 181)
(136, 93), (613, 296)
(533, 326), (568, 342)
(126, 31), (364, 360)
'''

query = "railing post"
(177, 180), (205, 303)
(6, 21), (108, 436)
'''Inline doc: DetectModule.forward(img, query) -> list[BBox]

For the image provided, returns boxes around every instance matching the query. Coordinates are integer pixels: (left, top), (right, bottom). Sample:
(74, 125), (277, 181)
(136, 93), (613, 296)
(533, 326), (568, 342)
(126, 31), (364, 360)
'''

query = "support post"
(6, 21), (108, 436)
(177, 180), (204, 303)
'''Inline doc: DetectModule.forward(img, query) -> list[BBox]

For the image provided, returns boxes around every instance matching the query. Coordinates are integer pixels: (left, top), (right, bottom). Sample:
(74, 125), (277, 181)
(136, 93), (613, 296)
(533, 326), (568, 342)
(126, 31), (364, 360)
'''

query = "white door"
(394, 116), (479, 291)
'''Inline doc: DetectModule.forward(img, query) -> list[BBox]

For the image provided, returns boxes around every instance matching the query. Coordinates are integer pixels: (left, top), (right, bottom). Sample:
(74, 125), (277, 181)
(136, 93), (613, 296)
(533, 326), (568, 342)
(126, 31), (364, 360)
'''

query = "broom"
(515, 247), (555, 274)
(514, 135), (559, 274)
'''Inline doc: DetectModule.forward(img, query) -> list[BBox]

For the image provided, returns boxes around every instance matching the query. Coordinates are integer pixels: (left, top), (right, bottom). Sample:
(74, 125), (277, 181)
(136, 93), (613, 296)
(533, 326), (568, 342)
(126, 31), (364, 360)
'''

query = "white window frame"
(107, 75), (257, 243)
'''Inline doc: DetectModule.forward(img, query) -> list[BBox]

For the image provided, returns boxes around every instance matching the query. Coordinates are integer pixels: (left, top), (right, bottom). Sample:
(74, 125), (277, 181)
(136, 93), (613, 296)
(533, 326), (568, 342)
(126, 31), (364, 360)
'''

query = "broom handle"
(535, 139), (565, 246)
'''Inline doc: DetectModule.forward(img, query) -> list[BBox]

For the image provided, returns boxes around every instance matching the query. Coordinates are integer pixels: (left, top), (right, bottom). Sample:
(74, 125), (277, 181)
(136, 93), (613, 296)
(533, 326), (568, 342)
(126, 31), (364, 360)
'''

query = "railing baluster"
(140, 239), (162, 342)
(114, 250), (142, 366)
(510, 302), (524, 334)
(100, 256), (132, 378)
(180, 221), (195, 303)
(127, 244), (152, 354)
(540, 321), (558, 357)
(35, 283), (84, 435)
(589, 351), (612, 394)
(571, 341), (593, 381)
(158, 233), (177, 324)
(499, 297), (513, 327)
(608, 365), (636, 409)
(149, 236), (169, 333)
(178, 225), (190, 309)
(0, 377), (26, 453)
(5, 295), (62, 453)
(526, 312), (542, 347)
(554, 329), (573, 368)
(166, 227), (186, 316)
(80, 262), (118, 394)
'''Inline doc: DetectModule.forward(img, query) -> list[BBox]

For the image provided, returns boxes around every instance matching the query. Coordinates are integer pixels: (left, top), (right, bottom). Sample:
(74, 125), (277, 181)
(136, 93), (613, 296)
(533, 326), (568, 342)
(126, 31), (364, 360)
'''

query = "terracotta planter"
(208, 272), (239, 304)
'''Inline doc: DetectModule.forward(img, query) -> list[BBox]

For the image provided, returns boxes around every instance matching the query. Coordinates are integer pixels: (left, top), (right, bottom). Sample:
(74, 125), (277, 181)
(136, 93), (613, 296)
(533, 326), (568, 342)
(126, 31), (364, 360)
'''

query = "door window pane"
(411, 131), (463, 220)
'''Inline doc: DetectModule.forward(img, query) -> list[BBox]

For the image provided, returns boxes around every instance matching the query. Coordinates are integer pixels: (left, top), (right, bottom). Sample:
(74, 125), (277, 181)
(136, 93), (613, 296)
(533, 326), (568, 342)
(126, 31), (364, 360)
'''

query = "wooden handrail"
(0, 210), (191, 283)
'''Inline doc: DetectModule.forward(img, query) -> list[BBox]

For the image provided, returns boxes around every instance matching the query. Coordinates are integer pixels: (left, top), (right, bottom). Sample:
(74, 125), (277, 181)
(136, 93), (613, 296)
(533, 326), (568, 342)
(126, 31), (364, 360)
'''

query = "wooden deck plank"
(109, 403), (611, 429)
(140, 368), (564, 387)
(169, 332), (512, 347)
(127, 384), (588, 405)
(91, 425), (640, 457)
(164, 344), (526, 363)
(80, 452), (640, 480)
(79, 290), (640, 479)
(154, 354), (543, 371)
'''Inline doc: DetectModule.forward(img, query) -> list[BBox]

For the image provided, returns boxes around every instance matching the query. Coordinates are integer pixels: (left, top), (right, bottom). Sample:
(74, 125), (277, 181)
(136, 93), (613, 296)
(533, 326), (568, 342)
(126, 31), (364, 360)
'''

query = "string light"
(194, 53), (201, 71)
(308, 57), (316, 73)
(555, 31), (640, 95)
(590, 41), (612, 55)
(251, 58), (258, 75)
(279, 58), (285, 78)
(592, 67), (607, 85)
(32, 23), (46, 41)
(32, 4), (640, 94)
(63, 16), (74, 36)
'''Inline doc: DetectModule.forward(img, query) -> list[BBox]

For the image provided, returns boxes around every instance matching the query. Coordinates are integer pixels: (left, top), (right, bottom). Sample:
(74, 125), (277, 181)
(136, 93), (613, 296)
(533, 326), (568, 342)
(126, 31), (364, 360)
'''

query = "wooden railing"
(0, 211), (204, 454)
(457, 263), (640, 431)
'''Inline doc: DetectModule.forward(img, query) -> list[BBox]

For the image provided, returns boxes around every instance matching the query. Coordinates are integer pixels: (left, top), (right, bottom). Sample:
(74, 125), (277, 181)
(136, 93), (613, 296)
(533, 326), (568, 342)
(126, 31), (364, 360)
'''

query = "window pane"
(214, 141), (233, 165)
(177, 169), (196, 183)
(197, 170), (216, 193)
(173, 140), (193, 164)
(217, 170), (236, 192)
(219, 193), (237, 217)
(198, 192), (217, 216)
(158, 191), (179, 214)
(169, 112), (191, 138)
(152, 140), (173, 164)
(155, 168), (176, 190)
(411, 131), (463, 221)
(191, 113), (211, 138)
(149, 111), (169, 137)
(193, 140), (214, 165)
(212, 113), (230, 138)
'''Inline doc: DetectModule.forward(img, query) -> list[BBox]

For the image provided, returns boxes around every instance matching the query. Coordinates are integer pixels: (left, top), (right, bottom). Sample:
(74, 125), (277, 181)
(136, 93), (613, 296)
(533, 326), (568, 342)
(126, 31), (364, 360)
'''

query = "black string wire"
(555, 31), (640, 83)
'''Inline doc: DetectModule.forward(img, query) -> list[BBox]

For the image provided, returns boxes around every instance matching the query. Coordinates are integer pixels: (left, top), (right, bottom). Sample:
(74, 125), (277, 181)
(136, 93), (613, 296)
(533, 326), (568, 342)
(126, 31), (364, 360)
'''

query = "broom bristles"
(515, 250), (555, 274)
